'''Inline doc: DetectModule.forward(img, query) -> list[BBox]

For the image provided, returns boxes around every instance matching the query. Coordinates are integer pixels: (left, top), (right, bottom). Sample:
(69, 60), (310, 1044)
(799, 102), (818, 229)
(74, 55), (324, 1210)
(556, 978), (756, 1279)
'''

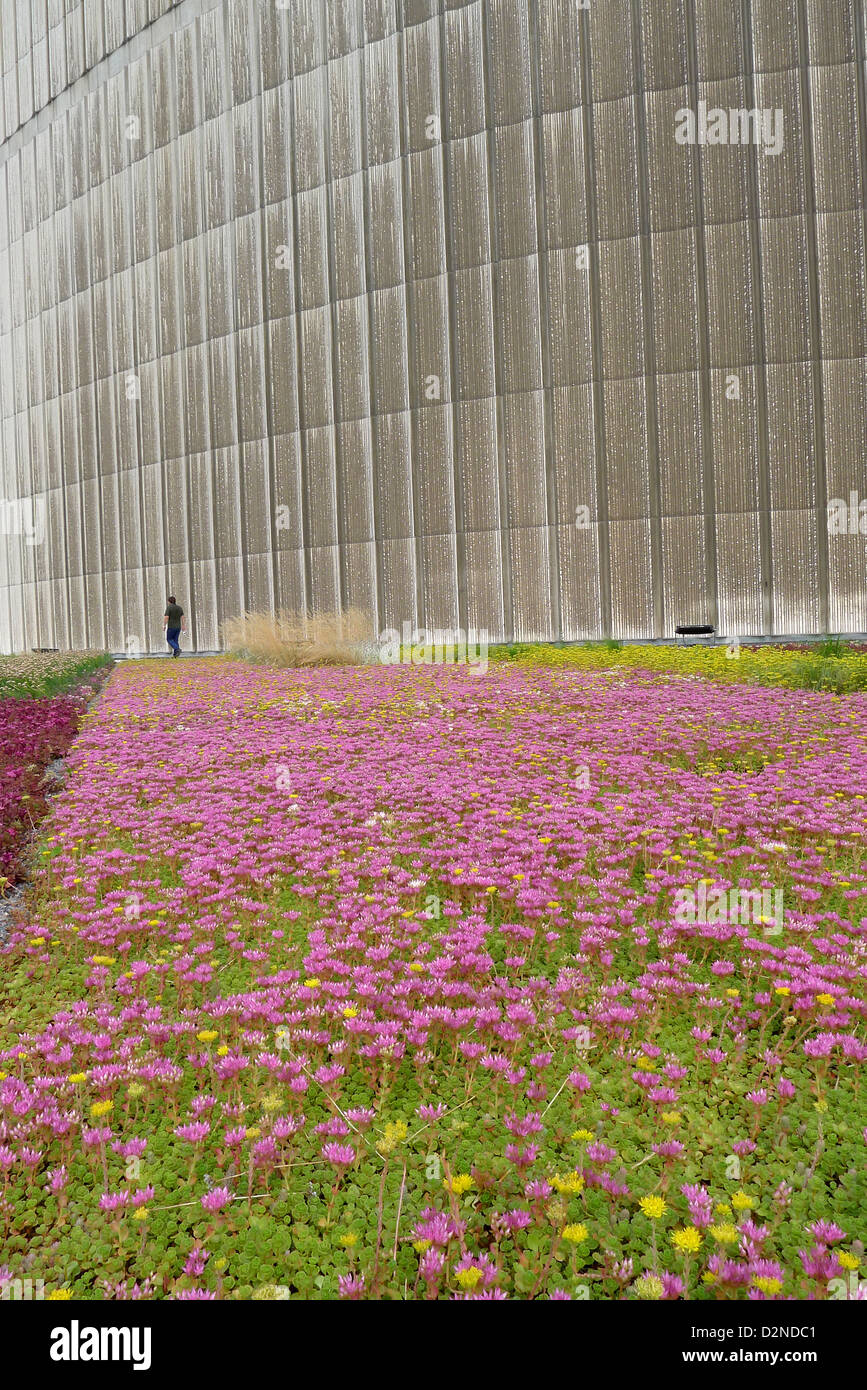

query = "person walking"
(163, 596), (186, 658)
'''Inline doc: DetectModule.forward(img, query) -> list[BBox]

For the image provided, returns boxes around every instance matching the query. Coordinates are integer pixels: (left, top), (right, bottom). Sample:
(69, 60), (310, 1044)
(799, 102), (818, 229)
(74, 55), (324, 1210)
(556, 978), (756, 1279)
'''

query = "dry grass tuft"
(222, 609), (375, 667)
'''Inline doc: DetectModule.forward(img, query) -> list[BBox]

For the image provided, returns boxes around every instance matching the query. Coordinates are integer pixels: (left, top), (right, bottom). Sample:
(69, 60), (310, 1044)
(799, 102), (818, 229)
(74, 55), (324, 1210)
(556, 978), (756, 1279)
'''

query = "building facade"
(0, 0), (865, 653)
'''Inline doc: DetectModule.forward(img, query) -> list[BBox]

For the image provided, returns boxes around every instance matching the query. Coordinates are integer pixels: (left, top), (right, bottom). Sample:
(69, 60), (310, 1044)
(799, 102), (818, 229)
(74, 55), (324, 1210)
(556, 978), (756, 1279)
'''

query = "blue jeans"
(166, 627), (181, 654)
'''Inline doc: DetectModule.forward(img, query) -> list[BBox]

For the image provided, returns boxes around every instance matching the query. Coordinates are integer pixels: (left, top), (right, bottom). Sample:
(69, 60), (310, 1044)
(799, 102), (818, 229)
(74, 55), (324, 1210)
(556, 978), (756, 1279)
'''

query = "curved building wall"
(0, 0), (865, 653)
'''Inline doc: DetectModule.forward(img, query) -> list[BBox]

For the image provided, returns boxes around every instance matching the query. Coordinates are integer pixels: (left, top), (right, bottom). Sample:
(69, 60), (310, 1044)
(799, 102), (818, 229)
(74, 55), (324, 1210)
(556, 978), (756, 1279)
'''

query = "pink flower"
(174, 1121), (210, 1143)
(46, 1166), (68, 1193)
(419, 1249), (445, 1284)
(321, 1143), (355, 1169)
(453, 1253), (499, 1288)
(524, 1179), (553, 1201)
(651, 1140), (684, 1158)
(505, 1143), (539, 1169)
(184, 1247), (210, 1278)
(344, 1108), (374, 1127)
(338, 1273), (365, 1300)
(806, 1220), (846, 1246)
(413, 1208), (463, 1247)
(799, 1246), (841, 1280)
(416, 1103), (447, 1122)
(499, 1209), (532, 1233)
(200, 1186), (232, 1213)
(99, 1191), (129, 1211)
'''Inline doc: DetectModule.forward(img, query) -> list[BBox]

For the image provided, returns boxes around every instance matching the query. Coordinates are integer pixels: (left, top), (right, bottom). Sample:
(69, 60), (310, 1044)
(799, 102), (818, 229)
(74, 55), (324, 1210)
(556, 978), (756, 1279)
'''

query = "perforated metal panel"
(0, 0), (864, 654)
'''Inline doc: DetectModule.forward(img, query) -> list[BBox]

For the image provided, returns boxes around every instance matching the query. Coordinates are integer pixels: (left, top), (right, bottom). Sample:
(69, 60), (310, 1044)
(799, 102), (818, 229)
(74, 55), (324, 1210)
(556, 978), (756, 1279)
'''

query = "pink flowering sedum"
(0, 656), (862, 1299)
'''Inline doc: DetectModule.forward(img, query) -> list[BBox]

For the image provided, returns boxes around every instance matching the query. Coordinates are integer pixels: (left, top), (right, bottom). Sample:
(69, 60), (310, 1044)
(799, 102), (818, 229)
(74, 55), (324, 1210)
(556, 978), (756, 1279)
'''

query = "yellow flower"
(216, 1045), (229, 1057)
(752, 1275), (782, 1295)
(28, 937), (46, 947)
(413, 1239), (432, 1253)
(552, 1170), (585, 1195)
(408, 963), (424, 973)
(127, 1082), (145, 1099)
(671, 1226), (702, 1254)
(342, 1006), (358, 1018)
(68, 1072), (87, 1084)
(338, 1232), (358, 1248)
(639, 1195), (666, 1220)
(446, 1174), (474, 1196)
(815, 993), (834, 1006)
(661, 1111), (681, 1126)
(245, 1126), (261, 1139)
(774, 986), (791, 996)
(715, 1202), (732, 1217)
(709, 1224), (738, 1244)
(303, 978), (321, 989)
(731, 1191), (754, 1212)
(726, 988), (739, 998)
(132, 1207), (149, 1222)
(89, 1100), (113, 1118)
(91, 956), (116, 966)
(455, 1267), (483, 1290)
(561, 1223), (589, 1244)
(633, 1274), (664, 1300)
(838, 1252), (859, 1271)
(46, 1289), (73, 1300)
(196, 1030), (218, 1043)
(571, 1129), (594, 1142)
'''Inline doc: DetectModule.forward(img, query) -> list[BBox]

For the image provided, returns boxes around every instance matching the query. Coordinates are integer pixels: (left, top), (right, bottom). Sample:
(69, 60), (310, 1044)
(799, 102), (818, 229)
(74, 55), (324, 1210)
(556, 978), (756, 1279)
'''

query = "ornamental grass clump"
(222, 609), (373, 668)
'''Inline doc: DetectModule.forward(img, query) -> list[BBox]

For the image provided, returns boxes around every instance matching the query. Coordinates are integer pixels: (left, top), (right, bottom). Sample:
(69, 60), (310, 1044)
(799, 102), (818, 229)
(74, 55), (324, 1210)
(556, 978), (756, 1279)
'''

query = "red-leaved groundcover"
(0, 695), (85, 884)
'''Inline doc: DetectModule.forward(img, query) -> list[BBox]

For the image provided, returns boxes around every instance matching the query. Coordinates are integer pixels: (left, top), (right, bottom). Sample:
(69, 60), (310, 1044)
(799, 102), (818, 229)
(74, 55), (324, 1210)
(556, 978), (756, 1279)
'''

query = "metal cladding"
(0, 0), (865, 653)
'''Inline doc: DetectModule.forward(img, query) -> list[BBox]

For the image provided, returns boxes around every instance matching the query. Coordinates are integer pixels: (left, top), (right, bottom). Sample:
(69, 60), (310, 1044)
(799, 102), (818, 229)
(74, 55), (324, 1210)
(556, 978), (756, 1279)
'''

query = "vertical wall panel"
(0, 0), (861, 650)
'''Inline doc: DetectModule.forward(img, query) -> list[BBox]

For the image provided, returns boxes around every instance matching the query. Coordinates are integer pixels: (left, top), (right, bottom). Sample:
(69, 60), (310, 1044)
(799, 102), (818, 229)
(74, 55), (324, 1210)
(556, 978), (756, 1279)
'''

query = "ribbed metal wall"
(0, 0), (865, 652)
